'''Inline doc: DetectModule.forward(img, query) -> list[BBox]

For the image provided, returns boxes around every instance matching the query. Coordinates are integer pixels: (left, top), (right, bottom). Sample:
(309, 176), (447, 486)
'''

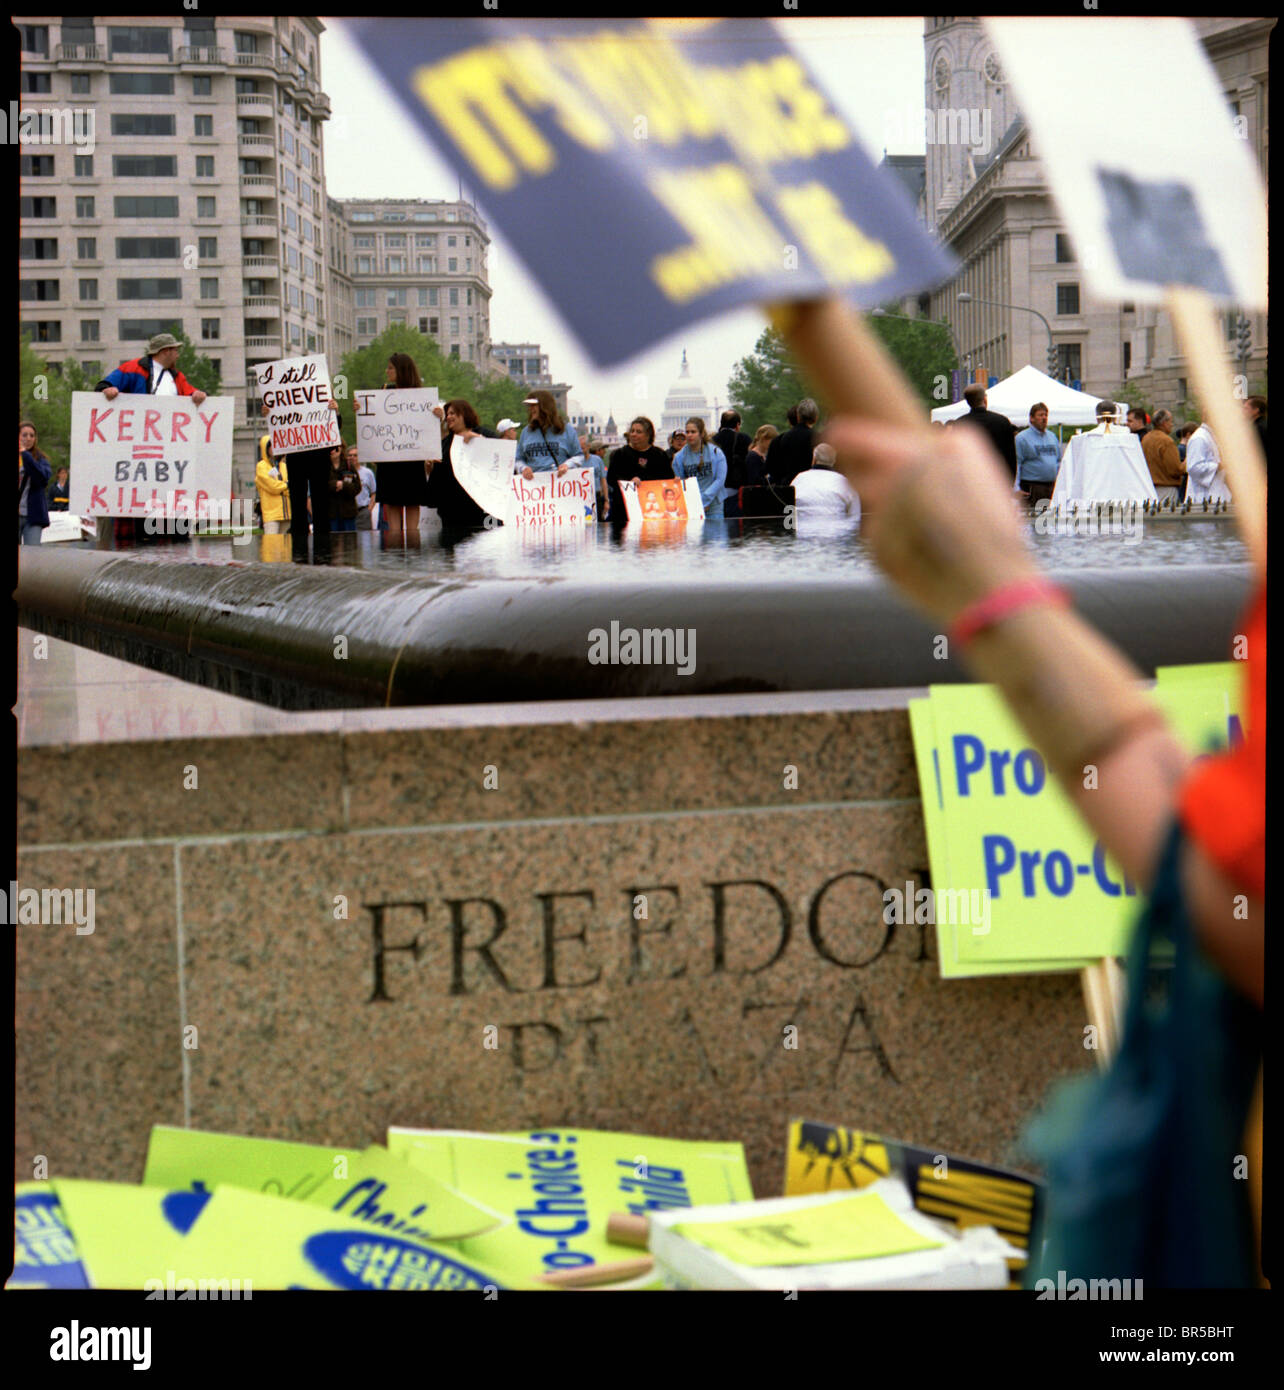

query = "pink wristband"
(951, 577), (1070, 649)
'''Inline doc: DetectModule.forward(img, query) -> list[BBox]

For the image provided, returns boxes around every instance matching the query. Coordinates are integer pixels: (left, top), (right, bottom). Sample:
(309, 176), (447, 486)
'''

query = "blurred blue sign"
(950, 369), (962, 403)
(346, 18), (957, 367)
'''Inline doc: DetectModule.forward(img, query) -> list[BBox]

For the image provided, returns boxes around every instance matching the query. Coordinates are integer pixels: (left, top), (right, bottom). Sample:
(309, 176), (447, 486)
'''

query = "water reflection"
(81, 512), (1247, 580)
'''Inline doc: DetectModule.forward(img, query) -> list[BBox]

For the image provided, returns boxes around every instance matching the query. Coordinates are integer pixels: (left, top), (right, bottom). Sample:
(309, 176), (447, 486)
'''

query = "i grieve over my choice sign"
(353, 387), (442, 464)
(68, 393), (235, 518)
(254, 355), (342, 455)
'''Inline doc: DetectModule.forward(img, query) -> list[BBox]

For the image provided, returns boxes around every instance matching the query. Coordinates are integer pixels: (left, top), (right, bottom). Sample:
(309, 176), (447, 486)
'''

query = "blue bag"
(1022, 819), (1260, 1289)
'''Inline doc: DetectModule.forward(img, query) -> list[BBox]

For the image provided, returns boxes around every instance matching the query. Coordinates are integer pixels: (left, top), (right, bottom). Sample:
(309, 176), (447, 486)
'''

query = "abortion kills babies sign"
(353, 387), (441, 463)
(69, 393), (234, 519)
(512, 466), (597, 526)
(255, 355), (342, 455)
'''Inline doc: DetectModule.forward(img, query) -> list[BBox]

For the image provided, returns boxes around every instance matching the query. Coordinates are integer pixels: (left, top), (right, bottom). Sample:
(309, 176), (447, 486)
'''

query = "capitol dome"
(660, 350), (712, 438)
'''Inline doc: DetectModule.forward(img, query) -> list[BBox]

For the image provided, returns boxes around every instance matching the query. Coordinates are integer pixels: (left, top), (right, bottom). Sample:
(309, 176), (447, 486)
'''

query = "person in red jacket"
(95, 332), (207, 406)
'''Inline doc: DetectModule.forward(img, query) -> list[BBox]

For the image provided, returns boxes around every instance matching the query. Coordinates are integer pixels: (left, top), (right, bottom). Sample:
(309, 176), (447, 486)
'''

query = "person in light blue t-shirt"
(671, 417), (728, 520)
(1013, 402), (1063, 507)
(515, 390), (582, 478)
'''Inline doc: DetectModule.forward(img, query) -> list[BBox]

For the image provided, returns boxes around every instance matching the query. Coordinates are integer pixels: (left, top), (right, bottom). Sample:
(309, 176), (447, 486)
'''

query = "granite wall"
(16, 698), (1091, 1197)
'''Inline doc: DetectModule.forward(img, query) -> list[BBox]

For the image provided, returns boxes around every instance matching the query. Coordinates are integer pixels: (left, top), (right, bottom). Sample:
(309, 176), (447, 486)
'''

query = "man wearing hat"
(495, 418), (520, 440)
(95, 332), (207, 405)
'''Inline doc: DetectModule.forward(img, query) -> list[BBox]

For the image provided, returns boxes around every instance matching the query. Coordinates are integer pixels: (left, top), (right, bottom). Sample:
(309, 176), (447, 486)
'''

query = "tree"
(726, 326), (824, 434)
(866, 312), (958, 410)
(169, 323), (222, 396)
(336, 324), (528, 429)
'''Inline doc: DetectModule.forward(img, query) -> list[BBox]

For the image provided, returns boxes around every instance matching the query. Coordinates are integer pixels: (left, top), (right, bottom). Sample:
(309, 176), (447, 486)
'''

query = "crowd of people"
(21, 333), (1266, 548)
(953, 383), (1266, 506)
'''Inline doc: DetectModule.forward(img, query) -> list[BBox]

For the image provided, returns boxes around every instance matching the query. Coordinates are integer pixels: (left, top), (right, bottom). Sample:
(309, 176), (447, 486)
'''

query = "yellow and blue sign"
(346, 18), (956, 365)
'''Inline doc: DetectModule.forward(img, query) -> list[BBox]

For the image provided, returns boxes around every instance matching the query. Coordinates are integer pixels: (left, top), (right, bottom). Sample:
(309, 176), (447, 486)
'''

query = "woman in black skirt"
(378, 352), (432, 543)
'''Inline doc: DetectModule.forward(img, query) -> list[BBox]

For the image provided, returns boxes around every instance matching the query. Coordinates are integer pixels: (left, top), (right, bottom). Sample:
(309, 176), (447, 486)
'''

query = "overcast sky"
(320, 17), (926, 427)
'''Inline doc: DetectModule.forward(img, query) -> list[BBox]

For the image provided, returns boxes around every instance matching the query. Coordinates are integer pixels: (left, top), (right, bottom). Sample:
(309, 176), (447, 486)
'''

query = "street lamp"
(957, 291), (1059, 379)
(870, 307), (962, 363)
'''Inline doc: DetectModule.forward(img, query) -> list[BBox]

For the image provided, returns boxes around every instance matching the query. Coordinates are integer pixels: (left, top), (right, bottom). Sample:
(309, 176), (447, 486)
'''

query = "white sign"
(511, 466), (597, 526)
(451, 434), (518, 520)
(68, 393), (235, 518)
(985, 17), (1267, 309)
(254, 354), (342, 454)
(352, 386), (441, 463)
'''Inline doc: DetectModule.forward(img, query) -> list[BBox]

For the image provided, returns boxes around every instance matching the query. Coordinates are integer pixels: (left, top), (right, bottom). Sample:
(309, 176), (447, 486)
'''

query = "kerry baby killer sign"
(345, 17), (956, 366)
(69, 393), (234, 519)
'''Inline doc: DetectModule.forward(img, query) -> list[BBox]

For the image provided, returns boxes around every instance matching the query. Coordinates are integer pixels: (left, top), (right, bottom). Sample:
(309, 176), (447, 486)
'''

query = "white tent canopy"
(931, 365), (1107, 428)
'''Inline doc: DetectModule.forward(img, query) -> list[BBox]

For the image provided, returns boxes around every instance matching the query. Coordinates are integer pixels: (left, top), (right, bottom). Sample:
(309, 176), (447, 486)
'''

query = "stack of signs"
(353, 387), (441, 464)
(648, 1182), (1019, 1290)
(68, 393), (235, 520)
(783, 1119), (1044, 1288)
(254, 355), (342, 455)
(343, 18), (955, 368)
(387, 1127), (753, 1289)
(618, 477), (706, 526)
(908, 664), (1244, 977)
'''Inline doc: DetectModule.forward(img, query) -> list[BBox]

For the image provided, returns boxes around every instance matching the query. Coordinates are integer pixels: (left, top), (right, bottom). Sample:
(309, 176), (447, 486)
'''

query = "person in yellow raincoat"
(254, 435), (290, 533)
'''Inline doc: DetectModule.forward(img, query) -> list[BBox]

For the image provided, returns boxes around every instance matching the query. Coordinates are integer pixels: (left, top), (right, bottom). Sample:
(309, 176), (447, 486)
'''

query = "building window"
(21, 72), (53, 94)
(74, 154), (93, 177)
(74, 195), (94, 217)
(197, 197), (216, 218)
(77, 237), (96, 259)
(117, 237), (181, 259)
(450, 344), (460, 358)
(115, 196), (180, 218)
(194, 115), (213, 137)
(448, 257), (458, 273)
(70, 73), (91, 95)
(447, 235), (457, 248)
(79, 279), (98, 301)
(81, 320), (100, 343)
(120, 319), (184, 341)
(355, 289), (375, 308)
(466, 258), (472, 272)
(526, 359), (541, 374)
(446, 288), (458, 307)
(467, 289), (473, 305)
(1055, 233), (1074, 263)
(19, 238), (58, 259)
(113, 156), (178, 178)
(119, 278), (182, 300)
(31, 322), (62, 343)
(385, 234), (406, 248)
(1123, 341), (1131, 372)
(110, 113), (176, 137)
(201, 318), (220, 341)
(19, 196), (55, 218)
(196, 156), (215, 177)
(199, 236), (217, 259)
(109, 72), (174, 95)
(427, 288), (439, 307)
(193, 76), (212, 96)
(200, 277), (219, 299)
(450, 317), (460, 335)
(387, 288), (406, 307)
(386, 256), (405, 273)
(20, 155), (55, 177)
(354, 236), (374, 249)
(356, 317), (377, 336)
(416, 234), (436, 247)
(417, 257), (435, 274)
(1055, 283), (1080, 315)
(1053, 343), (1081, 382)
(19, 280), (61, 302)
(109, 25), (171, 56)
(355, 256), (372, 274)
(17, 23), (49, 54)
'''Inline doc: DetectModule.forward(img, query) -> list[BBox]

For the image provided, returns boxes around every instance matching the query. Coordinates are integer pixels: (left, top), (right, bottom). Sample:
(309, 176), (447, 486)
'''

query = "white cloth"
(151, 359), (178, 396)
(1051, 426), (1157, 504)
(792, 467), (860, 518)
(1184, 425), (1231, 503)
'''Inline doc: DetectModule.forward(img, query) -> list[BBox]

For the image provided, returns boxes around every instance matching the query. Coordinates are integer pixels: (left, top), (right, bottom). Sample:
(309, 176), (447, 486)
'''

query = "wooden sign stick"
(768, 295), (1125, 1060)
(1165, 286), (1267, 579)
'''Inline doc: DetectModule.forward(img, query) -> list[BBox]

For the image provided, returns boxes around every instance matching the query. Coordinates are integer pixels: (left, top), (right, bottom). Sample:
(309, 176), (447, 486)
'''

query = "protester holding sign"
(605, 418), (672, 527)
(375, 353), (433, 543)
(424, 398), (494, 531)
(672, 418), (728, 520)
(95, 332), (207, 408)
(18, 421), (51, 546)
(265, 397), (341, 562)
(515, 391), (581, 481)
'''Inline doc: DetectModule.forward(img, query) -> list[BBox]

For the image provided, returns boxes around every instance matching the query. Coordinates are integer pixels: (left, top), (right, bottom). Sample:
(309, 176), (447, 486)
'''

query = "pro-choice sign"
(254, 355), (342, 455)
(344, 18), (955, 367)
(69, 393), (234, 519)
(353, 387), (441, 463)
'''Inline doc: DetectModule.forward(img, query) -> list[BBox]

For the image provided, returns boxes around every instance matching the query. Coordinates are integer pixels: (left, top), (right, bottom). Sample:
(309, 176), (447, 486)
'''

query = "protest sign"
(451, 433), (518, 520)
(344, 18), (955, 367)
(254, 354), (341, 455)
(167, 1186), (530, 1292)
(8, 1183), (91, 1289)
(68, 392), (234, 519)
(387, 1126), (752, 1288)
(619, 477), (705, 525)
(985, 18), (1265, 313)
(143, 1125), (498, 1241)
(511, 465), (597, 526)
(784, 1119), (1043, 1283)
(353, 386), (441, 463)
